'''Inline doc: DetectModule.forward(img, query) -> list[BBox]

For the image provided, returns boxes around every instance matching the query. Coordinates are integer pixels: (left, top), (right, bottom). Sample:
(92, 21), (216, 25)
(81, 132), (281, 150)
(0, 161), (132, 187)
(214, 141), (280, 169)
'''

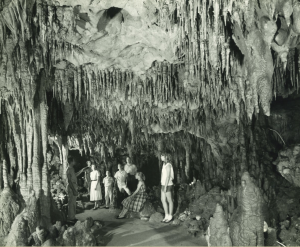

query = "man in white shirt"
(114, 164), (131, 195)
(124, 157), (138, 192)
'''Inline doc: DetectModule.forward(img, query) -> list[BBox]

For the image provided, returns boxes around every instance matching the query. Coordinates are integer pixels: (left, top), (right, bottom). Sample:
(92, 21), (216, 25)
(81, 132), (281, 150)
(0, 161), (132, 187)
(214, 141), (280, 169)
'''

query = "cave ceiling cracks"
(0, 0), (300, 158)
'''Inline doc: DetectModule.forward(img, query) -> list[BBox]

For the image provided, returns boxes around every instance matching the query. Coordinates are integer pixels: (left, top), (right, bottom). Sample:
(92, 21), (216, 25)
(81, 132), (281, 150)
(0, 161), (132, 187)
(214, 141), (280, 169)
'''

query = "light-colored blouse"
(161, 162), (174, 186)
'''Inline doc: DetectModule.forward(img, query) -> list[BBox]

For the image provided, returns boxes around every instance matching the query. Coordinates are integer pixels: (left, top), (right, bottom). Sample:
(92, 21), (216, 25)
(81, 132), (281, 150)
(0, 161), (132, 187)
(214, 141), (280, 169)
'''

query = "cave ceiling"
(0, 0), (300, 154)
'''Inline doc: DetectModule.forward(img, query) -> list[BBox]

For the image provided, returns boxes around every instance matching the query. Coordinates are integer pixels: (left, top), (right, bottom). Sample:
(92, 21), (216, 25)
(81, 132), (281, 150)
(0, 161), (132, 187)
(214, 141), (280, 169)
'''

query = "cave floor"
(76, 203), (207, 246)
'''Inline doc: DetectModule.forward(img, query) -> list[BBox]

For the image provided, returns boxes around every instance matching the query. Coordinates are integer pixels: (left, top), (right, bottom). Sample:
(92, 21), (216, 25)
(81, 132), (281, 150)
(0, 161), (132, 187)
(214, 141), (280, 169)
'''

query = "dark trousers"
(127, 174), (138, 193)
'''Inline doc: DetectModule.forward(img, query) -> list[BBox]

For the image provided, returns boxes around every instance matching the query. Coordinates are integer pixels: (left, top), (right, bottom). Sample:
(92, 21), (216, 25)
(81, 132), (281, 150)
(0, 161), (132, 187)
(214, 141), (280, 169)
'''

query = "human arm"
(96, 171), (100, 190)
(129, 181), (143, 198)
(76, 167), (88, 177)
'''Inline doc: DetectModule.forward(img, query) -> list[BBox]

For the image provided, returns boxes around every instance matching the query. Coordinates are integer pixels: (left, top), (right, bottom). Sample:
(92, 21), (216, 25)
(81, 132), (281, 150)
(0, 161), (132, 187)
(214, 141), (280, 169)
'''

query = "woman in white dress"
(90, 164), (102, 210)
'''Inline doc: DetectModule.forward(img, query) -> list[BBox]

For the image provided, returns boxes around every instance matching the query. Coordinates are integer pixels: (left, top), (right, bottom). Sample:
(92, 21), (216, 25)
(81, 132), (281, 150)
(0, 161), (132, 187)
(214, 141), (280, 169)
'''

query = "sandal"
(164, 217), (173, 223)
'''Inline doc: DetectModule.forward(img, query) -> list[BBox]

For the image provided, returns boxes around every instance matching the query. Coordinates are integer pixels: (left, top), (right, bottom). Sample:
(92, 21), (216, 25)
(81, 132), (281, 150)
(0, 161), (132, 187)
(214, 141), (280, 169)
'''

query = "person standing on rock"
(66, 156), (78, 222)
(161, 153), (174, 223)
(90, 164), (102, 210)
(124, 157), (137, 193)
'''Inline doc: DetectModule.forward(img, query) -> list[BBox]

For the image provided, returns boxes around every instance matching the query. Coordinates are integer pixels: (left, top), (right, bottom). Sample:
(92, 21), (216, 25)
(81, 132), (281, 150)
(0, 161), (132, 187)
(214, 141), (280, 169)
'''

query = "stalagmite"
(26, 111), (33, 191)
(62, 143), (69, 181)
(32, 110), (42, 198)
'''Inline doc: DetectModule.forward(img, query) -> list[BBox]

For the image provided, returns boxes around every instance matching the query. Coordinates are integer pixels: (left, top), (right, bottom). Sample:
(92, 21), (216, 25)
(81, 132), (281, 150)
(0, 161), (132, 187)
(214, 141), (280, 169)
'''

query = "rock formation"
(208, 204), (232, 246)
(229, 172), (264, 246)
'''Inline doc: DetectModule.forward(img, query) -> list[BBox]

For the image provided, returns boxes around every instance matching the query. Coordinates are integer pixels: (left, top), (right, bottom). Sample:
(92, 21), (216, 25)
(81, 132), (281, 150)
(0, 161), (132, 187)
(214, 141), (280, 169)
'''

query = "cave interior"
(1, 0), (300, 246)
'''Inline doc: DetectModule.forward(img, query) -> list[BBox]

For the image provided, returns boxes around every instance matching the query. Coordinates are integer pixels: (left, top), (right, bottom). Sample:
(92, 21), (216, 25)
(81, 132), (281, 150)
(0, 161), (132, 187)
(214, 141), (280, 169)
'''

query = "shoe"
(105, 206), (109, 209)
(116, 216), (125, 219)
(164, 216), (173, 223)
(161, 218), (167, 223)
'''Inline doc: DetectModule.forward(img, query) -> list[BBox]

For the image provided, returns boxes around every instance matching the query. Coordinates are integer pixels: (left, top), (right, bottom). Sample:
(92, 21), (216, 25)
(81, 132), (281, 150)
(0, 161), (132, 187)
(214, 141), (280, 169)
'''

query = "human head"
(91, 164), (96, 171)
(160, 154), (165, 162)
(126, 157), (131, 163)
(87, 160), (91, 167)
(106, 171), (111, 176)
(135, 172), (145, 181)
(118, 164), (124, 170)
(161, 153), (171, 162)
(68, 156), (75, 166)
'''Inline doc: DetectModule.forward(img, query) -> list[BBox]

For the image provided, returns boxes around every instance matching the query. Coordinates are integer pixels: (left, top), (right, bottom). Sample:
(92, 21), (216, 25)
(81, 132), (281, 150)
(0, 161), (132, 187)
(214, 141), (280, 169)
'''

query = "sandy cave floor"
(76, 203), (207, 246)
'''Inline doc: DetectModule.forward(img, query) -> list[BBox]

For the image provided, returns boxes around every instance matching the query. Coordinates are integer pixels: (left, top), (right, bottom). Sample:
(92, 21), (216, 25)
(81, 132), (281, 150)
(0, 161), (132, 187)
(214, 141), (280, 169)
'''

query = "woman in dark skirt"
(124, 157), (138, 193)
(116, 172), (147, 219)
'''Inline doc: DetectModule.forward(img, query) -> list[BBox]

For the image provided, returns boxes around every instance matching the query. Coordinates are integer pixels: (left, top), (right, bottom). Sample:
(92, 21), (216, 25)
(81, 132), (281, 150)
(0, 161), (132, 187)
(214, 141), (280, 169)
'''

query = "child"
(103, 171), (114, 209)
(160, 153), (174, 223)
(114, 164), (131, 195)
(90, 164), (102, 210)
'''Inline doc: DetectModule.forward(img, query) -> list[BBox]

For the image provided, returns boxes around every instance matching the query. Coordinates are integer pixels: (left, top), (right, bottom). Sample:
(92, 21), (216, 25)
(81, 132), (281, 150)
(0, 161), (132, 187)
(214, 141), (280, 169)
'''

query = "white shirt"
(161, 163), (174, 186)
(124, 164), (137, 175)
(114, 170), (128, 189)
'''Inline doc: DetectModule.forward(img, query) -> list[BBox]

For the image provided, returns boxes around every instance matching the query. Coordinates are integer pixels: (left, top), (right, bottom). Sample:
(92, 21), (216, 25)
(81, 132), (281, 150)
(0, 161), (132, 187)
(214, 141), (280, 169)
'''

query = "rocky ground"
(76, 202), (207, 246)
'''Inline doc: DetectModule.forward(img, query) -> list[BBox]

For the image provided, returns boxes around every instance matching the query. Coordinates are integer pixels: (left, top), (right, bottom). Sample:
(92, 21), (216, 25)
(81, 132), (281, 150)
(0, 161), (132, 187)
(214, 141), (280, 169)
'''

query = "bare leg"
(161, 190), (168, 220)
(166, 191), (174, 219)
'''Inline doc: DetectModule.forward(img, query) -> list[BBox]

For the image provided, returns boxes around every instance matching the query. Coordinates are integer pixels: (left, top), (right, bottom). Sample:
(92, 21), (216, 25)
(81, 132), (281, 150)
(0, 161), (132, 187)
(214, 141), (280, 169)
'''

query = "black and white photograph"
(0, 0), (299, 246)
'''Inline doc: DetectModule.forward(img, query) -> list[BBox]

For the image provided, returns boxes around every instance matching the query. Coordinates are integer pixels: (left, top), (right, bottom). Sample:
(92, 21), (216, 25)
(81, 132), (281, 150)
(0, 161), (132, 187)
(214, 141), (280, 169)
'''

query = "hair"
(106, 170), (111, 175)
(161, 153), (172, 162)
(136, 172), (145, 181)
(67, 156), (75, 164)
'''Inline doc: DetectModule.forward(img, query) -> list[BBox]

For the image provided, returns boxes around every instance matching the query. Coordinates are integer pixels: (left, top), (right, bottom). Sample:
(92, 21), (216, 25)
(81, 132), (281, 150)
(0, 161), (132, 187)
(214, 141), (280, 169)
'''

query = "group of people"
(66, 154), (175, 224)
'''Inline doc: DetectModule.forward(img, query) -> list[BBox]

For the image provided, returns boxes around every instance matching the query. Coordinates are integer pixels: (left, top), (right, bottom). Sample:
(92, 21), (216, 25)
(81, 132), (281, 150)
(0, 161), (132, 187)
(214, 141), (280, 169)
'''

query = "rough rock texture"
(149, 212), (164, 223)
(139, 201), (156, 218)
(5, 190), (39, 246)
(279, 215), (300, 246)
(229, 172), (264, 246)
(0, 188), (21, 237)
(0, 161), (21, 237)
(189, 187), (226, 222)
(208, 204), (232, 246)
(273, 144), (300, 187)
(62, 217), (98, 246)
